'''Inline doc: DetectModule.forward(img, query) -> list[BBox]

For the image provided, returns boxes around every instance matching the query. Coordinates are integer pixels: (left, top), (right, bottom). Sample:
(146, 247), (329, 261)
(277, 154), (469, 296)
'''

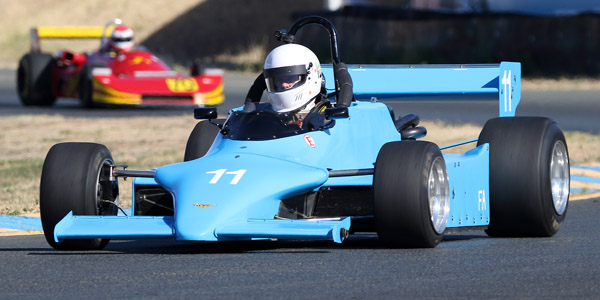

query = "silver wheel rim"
(550, 140), (569, 215)
(428, 156), (450, 234)
(95, 158), (118, 214)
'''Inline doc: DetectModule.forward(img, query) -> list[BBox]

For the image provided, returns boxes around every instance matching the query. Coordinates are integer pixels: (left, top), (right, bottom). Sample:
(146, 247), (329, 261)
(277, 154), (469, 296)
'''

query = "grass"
(1, 112), (599, 215)
(0, 112), (198, 215)
(0, 159), (43, 215)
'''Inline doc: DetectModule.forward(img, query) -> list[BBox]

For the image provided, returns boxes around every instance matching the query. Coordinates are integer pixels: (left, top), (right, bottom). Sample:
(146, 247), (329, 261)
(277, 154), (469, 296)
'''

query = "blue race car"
(39, 16), (570, 250)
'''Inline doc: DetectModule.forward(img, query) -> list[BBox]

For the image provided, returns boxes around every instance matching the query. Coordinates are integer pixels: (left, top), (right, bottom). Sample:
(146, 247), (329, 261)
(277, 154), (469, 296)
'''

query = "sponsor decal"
(129, 56), (152, 65)
(194, 204), (216, 208)
(304, 134), (316, 148)
(478, 190), (487, 211)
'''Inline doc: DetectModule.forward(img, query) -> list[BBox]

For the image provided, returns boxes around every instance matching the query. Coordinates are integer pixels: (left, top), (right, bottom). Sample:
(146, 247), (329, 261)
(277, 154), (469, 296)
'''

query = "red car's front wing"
(91, 71), (224, 106)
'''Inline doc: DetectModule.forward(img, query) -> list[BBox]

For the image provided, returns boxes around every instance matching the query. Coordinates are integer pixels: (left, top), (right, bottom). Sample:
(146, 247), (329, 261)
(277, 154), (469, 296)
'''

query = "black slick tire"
(373, 141), (449, 248)
(78, 64), (95, 108)
(183, 119), (223, 161)
(16, 53), (56, 106)
(40, 143), (119, 250)
(478, 117), (569, 237)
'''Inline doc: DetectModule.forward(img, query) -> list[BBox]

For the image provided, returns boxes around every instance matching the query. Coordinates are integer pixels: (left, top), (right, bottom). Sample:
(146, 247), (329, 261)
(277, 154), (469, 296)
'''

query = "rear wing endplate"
(29, 26), (112, 53)
(322, 62), (521, 117)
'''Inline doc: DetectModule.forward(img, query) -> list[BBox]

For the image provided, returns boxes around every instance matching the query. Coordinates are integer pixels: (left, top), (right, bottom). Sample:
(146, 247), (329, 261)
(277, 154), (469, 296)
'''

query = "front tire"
(478, 117), (570, 237)
(373, 141), (450, 248)
(78, 64), (95, 108)
(40, 143), (119, 250)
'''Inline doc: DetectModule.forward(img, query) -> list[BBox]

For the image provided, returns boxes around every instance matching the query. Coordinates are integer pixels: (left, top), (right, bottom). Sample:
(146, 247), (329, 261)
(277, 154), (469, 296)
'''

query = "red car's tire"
(78, 64), (95, 108)
(16, 53), (56, 106)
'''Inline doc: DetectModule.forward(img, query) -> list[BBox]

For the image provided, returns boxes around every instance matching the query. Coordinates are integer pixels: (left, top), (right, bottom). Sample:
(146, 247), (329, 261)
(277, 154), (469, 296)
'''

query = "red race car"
(17, 19), (224, 108)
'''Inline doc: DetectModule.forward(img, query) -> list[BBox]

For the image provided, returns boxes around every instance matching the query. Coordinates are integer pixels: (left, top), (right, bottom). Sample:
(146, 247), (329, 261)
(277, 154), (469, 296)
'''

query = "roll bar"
(276, 16), (342, 65)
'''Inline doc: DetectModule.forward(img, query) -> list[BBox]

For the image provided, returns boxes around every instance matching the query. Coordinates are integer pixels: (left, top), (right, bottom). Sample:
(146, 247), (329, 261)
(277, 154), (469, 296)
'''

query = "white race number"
(206, 169), (247, 184)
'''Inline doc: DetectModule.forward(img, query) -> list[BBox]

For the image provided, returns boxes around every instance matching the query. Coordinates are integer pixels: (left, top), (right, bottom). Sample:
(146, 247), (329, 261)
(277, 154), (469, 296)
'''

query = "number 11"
(206, 169), (247, 184)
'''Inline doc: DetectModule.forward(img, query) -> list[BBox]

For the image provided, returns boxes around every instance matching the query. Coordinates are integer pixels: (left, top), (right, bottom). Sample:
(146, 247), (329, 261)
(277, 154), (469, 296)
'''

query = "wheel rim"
(95, 159), (118, 215)
(428, 156), (450, 234)
(550, 140), (569, 215)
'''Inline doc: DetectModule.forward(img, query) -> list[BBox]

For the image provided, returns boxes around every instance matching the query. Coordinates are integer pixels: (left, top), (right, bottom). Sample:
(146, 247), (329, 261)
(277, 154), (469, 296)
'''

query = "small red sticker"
(304, 135), (316, 148)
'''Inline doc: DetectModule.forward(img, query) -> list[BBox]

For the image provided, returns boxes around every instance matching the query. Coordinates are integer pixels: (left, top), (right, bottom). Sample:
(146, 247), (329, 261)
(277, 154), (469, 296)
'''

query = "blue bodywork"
(54, 62), (521, 244)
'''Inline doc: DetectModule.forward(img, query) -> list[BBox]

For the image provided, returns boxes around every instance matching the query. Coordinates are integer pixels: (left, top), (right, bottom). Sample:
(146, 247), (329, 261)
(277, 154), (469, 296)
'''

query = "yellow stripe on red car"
(92, 78), (141, 105)
(194, 81), (224, 106)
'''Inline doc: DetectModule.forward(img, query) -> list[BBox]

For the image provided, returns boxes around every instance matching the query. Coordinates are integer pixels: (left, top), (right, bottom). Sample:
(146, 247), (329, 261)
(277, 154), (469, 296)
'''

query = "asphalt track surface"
(0, 199), (598, 299)
(1, 69), (600, 299)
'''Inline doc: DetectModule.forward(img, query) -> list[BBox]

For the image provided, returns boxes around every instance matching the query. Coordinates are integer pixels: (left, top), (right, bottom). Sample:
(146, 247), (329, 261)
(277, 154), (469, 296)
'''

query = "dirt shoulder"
(522, 77), (600, 91)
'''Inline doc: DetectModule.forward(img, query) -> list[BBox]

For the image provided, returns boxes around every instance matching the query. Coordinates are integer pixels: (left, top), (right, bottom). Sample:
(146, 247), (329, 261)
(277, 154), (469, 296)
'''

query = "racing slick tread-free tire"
(183, 119), (223, 161)
(79, 64), (96, 108)
(373, 141), (449, 248)
(17, 53), (56, 106)
(79, 63), (108, 108)
(478, 117), (569, 237)
(40, 143), (119, 250)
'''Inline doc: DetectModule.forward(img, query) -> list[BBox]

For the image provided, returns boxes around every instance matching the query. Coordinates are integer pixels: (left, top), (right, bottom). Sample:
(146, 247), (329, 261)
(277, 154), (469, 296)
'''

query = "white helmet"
(263, 44), (322, 112)
(109, 25), (134, 53)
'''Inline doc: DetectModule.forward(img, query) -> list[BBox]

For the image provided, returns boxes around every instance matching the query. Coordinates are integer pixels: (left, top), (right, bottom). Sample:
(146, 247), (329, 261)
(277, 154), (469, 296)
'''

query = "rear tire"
(373, 141), (450, 248)
(16, 53), (56, 106)
(183, 120), (223, 161)
(40, 143), (119, 250)
(478, 117), (569, 237)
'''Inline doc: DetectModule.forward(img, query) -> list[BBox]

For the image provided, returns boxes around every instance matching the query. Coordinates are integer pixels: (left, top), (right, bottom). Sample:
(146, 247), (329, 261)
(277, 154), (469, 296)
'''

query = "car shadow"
(22, 231), (491, 255)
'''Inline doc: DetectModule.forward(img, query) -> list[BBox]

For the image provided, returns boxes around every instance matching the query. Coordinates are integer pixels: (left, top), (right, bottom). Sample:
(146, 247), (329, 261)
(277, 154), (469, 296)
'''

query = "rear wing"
(322, 62), (521, 117)
(29, 26), (113, 53)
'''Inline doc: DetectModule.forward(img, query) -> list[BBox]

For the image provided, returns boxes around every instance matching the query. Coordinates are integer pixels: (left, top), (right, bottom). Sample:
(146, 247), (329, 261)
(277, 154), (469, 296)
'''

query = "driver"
(107, 24), (135, 53)
(244, 43), (331, 129)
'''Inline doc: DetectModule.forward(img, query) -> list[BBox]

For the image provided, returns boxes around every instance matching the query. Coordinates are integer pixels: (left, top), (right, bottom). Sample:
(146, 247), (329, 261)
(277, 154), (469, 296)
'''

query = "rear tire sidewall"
(536, 122), (569, 235)
(40, 143), (118, 250)
(373, 141), (447, 248)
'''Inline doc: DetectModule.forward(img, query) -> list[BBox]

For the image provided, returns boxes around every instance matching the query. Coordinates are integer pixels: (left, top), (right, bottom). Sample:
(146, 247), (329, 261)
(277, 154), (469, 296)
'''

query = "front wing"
(54, 212), (351, 244)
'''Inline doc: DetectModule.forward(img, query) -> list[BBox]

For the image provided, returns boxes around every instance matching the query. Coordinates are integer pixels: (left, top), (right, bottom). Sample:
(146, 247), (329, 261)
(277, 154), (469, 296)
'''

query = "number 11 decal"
(206, 169), (247, 184)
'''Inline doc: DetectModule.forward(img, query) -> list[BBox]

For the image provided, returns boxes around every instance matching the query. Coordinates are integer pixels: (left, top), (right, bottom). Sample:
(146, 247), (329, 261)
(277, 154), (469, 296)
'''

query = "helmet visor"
(112, 37), (132, 43)
(264, 65), (307, 93)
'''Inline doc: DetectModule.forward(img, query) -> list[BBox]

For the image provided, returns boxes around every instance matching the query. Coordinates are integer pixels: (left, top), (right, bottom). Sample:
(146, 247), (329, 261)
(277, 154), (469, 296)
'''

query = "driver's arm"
(243, 73), (266, 112)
